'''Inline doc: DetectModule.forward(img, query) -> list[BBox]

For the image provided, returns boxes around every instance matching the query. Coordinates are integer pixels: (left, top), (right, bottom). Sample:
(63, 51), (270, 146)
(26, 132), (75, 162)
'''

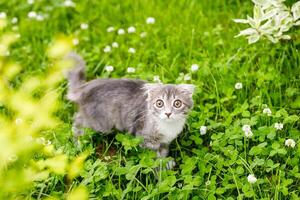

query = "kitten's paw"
(72, 126), (84, 136)
(166, 160), (176, 170)
(143, 142), (160, 150)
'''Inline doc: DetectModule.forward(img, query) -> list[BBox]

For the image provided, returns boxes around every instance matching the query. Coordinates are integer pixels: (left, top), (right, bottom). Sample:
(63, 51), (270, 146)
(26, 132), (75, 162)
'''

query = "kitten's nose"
(165, 113), (172, 118)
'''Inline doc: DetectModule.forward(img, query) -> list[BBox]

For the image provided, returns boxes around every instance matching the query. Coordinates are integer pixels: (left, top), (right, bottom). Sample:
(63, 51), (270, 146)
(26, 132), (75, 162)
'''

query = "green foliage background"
(0, 0), (299, 199)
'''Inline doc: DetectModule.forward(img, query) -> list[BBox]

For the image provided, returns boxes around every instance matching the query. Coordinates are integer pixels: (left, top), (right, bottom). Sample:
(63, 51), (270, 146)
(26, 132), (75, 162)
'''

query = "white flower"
(72, 38), (79, 46)
(104, 65), (114, 72)
(274, 122), (283, 130)
(285, 139), (296, 148)
(153, 75), (161, 83)
(15, 118), (23, 125)
(191, 64), (199, 72)
(28, 11), (37, 19)
(247, 174), (257, 184)
(27, 0), (34, 4)
(200, 126), (207, 135)
(235, 82), (243, 90)
(80, 23), (88, 30)
(103, 45), (112, 53)
(0, 12), (7, 19)
(146, 17), (155, 24)
(184, 74), (191, 81)
(118, 28), (125, 35)
(64, 0), (76, 7)
(140, 32), (147, 38)
(263, 107), (272, 116)
(127, 26), (136, 33)
(11, 17), (18, 24)
(242, 125), (253, 138)
(128, 47), (136, 54)
(112, 42), (119, 48)
(107, 26), (115, 32)
(36, 14), (44, 21)
(127, 67), (135, 73)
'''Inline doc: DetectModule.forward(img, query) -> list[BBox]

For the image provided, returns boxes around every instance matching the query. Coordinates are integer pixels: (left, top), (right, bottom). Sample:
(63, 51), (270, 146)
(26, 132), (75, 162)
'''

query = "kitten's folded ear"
(143, 83), (162, 98)
(177, 84), (195, 97)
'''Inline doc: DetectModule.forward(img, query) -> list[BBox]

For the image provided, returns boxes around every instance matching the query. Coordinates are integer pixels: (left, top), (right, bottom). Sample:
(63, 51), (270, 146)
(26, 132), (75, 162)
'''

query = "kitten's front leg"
(157, 143), (176, 170)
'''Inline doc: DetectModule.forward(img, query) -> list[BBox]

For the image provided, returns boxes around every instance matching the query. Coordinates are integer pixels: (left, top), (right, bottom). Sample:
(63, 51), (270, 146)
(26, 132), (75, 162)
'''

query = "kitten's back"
(75, 79), (146, 103)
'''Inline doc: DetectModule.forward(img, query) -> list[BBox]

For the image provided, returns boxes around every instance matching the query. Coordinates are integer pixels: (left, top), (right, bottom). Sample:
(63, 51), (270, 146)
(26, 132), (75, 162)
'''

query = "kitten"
(66, 53), (195, 163)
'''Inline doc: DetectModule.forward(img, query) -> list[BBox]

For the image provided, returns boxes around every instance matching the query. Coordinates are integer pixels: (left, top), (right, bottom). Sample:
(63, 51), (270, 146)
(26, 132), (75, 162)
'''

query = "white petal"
(233, 19), (249, 24)
(248, 34), (260, 44)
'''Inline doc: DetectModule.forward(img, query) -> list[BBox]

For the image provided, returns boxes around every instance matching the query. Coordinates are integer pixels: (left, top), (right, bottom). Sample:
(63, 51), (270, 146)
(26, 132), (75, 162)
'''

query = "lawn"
(0, 0), (300, 199)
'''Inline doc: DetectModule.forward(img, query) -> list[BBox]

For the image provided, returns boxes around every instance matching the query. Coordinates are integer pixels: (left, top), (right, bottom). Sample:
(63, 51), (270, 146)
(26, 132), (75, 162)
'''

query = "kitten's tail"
(66, 52), (86, 102)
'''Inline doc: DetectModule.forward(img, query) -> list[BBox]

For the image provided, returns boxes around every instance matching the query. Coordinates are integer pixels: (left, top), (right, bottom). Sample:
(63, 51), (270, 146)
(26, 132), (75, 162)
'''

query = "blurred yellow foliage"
(0, 19), (88, 198)
(67, 186), (89, 200)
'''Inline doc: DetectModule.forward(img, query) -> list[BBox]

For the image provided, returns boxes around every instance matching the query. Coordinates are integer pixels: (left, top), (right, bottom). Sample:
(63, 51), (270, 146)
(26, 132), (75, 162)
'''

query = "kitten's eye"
(173, 100), (182, 108)
(156, 99), (164, 108)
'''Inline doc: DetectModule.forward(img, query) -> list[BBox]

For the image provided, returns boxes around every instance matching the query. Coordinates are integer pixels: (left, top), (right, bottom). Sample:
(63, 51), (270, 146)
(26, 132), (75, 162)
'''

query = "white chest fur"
(156, 119), (186, 144)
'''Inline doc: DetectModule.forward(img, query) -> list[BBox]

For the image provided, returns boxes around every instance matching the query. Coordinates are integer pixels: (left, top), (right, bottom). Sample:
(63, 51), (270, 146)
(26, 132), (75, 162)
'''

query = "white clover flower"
(242, 125), (253, 138)
(107, 26), (114, 32)
(0, 12), (7, 19)
(128, 47), (136, 54)
(146, 17), (155, 24)
(274, 122), (283, 130)
(127, 26), (136, 33)
(28, 11), (37, 19)
(191, 64), (199, 72)
(72, 38), (79, 46)
(80, 23), (89, 30)
(112, 42), (119, 48)
(11, 17), (18, 24)
(127, 67), (136, 73)
(64, 0), (76, 7)
(104, 65), (114, 72)
(247, 174), (257, 184)
(184, 74), (191, 81)
(235, 82), (243, 90)
(103, 45), (112, 53)
(153, 75), (161, 83)
(118, 28), (125, 35)
(285, 139), (296, 148)
(36, 14), (44, 21)
(140, 32), (147, 38)
(263, 107), (272, 116)
(200, 126), (207, 135)
(15, 118), (23, 125)
(27, 0), (34, 4)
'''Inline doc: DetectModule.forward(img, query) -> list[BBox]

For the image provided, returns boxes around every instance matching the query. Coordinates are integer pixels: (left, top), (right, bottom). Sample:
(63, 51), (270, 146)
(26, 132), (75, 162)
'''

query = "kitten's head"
(144, 83), (195, 122)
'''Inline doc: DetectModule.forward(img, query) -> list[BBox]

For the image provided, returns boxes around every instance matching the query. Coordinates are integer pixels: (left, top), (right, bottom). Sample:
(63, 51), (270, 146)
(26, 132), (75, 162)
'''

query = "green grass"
(1, 0), (300, 199)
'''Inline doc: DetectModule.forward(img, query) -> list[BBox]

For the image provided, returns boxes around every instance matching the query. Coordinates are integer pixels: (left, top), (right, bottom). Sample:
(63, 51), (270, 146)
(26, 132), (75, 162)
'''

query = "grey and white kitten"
(66, 53), (194, 161)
